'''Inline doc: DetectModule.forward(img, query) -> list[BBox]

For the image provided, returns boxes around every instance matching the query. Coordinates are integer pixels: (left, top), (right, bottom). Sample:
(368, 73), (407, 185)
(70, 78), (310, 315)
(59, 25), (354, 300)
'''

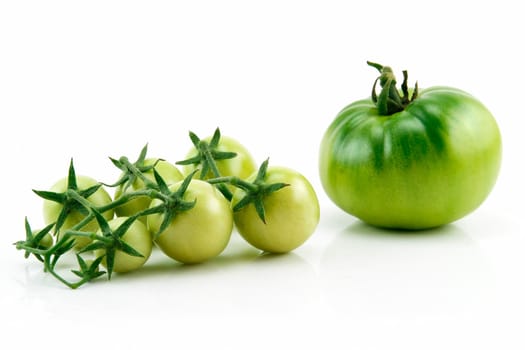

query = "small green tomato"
(232, 166), (320, 254)
(94, 217), (153, 273)
(148, 179), (233, 264)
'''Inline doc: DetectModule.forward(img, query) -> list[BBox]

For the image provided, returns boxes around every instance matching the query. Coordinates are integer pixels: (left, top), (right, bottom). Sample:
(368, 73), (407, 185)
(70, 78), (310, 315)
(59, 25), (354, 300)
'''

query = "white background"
(1, 1), (524, 349)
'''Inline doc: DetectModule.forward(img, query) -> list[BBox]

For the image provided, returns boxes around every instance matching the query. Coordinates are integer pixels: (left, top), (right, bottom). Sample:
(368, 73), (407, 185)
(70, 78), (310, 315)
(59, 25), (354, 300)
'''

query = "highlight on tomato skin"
(319, 62), (502, 230)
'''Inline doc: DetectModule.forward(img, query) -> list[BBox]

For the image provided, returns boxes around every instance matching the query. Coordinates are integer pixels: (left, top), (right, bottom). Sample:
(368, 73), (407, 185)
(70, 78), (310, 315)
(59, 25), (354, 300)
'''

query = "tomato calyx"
(211, 159), (289, 224)
(176, 128), (237, 201)
(140, 170), (197, 239)
(32, 159), (103, 234)
(105, 143), (160, 191)
(79, 212), (144, 280)
(367, 61), (419, 116)
(71, 254), (106, 283)
(14, 218), (55, 262)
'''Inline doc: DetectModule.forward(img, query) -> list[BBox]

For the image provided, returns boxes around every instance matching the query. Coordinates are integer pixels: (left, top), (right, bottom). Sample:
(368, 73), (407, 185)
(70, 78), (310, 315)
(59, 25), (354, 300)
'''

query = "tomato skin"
(232, 166), (320, 253)
(182, 135), (257, 181)
(43, 175), (114, 248)
(114, 159), (183, 222)
(94, 217), (152, 273)
(319, 86), (502, 229)
(147, 180), (233, 264)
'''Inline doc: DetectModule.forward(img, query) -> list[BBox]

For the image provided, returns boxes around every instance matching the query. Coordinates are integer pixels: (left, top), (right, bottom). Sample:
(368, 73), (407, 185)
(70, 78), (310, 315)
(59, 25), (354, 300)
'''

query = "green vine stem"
(367, 61), (419, 116)
(105, 144), (161, 191)
(14, 219), (104, 289)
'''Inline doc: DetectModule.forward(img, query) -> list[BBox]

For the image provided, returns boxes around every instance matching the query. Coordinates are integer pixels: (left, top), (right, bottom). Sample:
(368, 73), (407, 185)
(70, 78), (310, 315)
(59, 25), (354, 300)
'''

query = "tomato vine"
(14, 127), (303, 289)
(14, 146), (200, 288)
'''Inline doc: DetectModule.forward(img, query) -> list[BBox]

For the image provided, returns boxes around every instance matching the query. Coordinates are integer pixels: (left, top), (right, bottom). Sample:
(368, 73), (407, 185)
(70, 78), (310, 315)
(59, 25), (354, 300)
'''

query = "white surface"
(1, 1), (524, 349)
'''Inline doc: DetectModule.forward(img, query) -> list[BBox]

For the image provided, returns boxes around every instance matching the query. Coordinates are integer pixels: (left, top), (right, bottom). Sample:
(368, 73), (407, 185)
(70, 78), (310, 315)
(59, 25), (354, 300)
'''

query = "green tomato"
(147, 179), (233, 264)
(232, 166), (320, 253)
(114, 158), (183, 222)
(43, 175), (114, 249)
(94, 217), (152, 273)
(319, 86), (502, 229)
(182, 135), (257, 181)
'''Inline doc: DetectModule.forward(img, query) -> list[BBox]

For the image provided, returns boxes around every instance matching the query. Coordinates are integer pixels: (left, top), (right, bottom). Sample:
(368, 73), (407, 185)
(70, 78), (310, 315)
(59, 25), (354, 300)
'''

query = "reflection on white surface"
(320, 221), (495, 320)
(7, 211), (525, 349)
(13, 232), (319, 321)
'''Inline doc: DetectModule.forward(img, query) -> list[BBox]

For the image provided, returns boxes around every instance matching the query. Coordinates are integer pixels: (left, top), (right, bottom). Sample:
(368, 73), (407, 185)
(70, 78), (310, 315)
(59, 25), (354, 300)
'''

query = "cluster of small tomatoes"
(16, 128), (320, 289)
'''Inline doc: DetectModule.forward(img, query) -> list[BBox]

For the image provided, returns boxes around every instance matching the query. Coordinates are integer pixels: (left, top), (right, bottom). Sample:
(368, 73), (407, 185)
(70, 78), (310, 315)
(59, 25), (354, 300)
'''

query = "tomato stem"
(19, 150), (199, 289)
(207, 176), (258, 192)
(176, 128), (236, 201)
(105, 144), (160, 191)
(367, 61), (418, 116)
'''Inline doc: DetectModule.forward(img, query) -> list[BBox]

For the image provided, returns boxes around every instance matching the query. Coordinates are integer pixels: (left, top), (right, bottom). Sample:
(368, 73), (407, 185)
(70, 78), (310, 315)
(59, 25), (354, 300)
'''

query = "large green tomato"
(147, 179), (233, 264)
(94, 217), (152, 273)
(232, 166), (320, 253)
(114, 158), (183, 222)
(319, 64), (502, 230)
(43, 175), (114, 248)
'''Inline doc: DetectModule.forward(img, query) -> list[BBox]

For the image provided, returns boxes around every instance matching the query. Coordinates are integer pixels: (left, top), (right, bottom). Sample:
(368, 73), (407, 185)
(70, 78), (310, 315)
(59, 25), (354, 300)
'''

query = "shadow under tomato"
(120, 246), (261, 279)
(319, 220), (495, 320)
(111, 230), (288, 281)
(345, 219), (461, 237)
(92, 233), (318, 318)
